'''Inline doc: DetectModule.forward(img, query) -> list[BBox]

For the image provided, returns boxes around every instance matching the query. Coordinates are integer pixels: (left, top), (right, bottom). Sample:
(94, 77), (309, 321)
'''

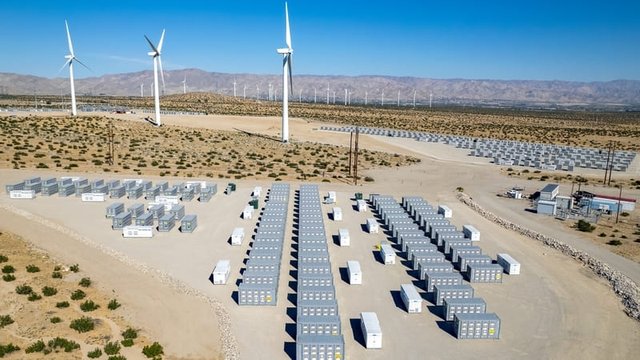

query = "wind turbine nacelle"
(148, 52), (158, 57)
(65, 55), (73, 60)
(276, 48), (292, 54)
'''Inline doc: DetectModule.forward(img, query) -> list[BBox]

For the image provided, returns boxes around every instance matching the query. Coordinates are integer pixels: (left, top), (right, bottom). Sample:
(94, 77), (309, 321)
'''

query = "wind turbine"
(182, 76), (187, 94)
(233, 78), (237, 97)
(140, 83), (144, 97)
(144, 29), (166, 126)
(61, 20), (89, 116)
(276, 2), (294, 143)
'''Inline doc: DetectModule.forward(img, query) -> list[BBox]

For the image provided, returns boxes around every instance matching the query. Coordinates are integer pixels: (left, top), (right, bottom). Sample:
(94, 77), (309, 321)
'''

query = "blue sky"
(0, 0), (639, 81)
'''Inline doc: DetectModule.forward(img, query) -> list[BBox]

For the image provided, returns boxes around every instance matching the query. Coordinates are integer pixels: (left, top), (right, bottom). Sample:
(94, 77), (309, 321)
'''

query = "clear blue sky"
(1, 0), (638, 81)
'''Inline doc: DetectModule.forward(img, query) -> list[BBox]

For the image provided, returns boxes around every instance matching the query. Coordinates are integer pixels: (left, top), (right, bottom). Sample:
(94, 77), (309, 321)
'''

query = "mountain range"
(1, 69), (639, 108)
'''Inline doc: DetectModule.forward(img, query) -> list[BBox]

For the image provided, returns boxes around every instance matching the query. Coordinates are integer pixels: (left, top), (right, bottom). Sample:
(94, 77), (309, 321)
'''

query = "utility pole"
(607, 143), (615, 186)
(616, 185), (622, 224)
(106, 119), (115, 166)
(354, 127), (360, 185)
(348, 131), (353, 176)
(603, 143), (611, 185)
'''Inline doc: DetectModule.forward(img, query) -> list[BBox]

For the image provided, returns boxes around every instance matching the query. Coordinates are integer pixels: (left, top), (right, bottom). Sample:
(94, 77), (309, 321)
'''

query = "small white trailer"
(252, 186), (262, 197)
(332, 207), (343, 221)
(497, 253), (521, 275)
(81, 193), (106, 202)
(212, 260), (231, 285)
(347, 260), (362, 285)
(356, 199), (367, 212)
(155, 195), (180, 205)
(9, 190), (36, 199)
(122, 225), (153, 238)
(366, 218), (379, 234)
(339, 228), (350, 247)
(231, 227), (245, 246)
(438, 205), (452, 218)
(242, 205), (254, 220)
(400, 284), (423, 313)
(326, 191), (337, 204)
(360, 312), (382, 349)
(380, 244), (396, 265)
(463, 225), (480, 241)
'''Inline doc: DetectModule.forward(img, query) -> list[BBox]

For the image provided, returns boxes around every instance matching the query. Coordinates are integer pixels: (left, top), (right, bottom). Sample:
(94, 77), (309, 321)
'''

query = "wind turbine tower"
(397, 91), (400, 106)
(430, 93), (433, 108)
(314, 88), (317, 103)
(233, 78), (237, 97)
(140, 83), (144, 97)
(344, 89), (348, 106)
(182, 76), (187, 94)
(62, 20), (89, 116)
(144, 29), (166, 126)
(413, 89), (416, 107)
(365, 91), (368, 105)
(276, 2), (294, 143)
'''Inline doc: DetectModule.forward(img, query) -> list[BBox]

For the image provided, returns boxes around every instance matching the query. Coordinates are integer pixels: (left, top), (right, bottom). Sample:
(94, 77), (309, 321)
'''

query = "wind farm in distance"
(1, 1), (640, 360)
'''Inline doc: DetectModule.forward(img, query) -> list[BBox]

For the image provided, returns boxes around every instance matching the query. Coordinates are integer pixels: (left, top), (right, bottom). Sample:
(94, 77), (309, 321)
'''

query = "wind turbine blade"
(57, 59), (72, 74)
(65, 20), (75, 56)
(288, 55), (293, 95)
(157, 29), (166, 52)
(158, 56), (166, 89)
(285, 3), (292, 49)
(74, 58), (91, 72)
(144, 35), (158, 53)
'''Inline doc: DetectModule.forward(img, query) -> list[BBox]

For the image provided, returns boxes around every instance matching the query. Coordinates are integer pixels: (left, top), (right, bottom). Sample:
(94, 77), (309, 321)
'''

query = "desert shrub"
(79, 277), (92, 287)
(576, 220), (596, 232)
(598, 233), (607, 237)
(52, 271), (63, 279)
(108, 356), (127, 360)
(104, 341), (121, 355)
(0, 343), (20, 357)
(0, 315), (14, 328)
(27, 293), (42, 301)
(2, 274), (15, 282)
(1, 265), (15, 274)
(620, 212), (630, 217)
(69, 264), (80, 272)
(50, 317), (62, 324)
(108, 299), (121, 310)
(69, 317), (94, 333)
(42, 286), (58, 296)
(87, 348), (103, 358)
(456, 186), (464, 192)
(25, 264), (40, 273)
(0, 255), (7, 263)
(121, 338), (134, 347)
(71, 289), (86, 300)
(56, 301), (70, 308)
(54, 265), (61, 271)
(25, 340), (46, 353)
(80, 300), (100, 312)
(48, 337), (80, 352)
(122, 327), (138, 339)
(15, 284), (33, 295)
(142, 342), (164, 359)
(607, 240), (623, 246)
(364, 176), (374, 182)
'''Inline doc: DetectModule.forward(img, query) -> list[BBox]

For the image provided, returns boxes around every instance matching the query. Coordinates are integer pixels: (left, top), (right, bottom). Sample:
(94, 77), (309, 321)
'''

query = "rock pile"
(456, 192), (640, 322)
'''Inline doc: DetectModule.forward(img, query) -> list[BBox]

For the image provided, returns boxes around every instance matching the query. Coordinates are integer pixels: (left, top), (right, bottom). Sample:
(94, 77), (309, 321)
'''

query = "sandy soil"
(1, 111), (639, 360)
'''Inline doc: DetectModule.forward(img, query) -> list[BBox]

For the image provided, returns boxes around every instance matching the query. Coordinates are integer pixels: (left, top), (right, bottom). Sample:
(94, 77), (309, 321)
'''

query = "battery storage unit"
(419, 262), (454, 280)
(433, 284), (475, 306)
(443, 297), (487, 321)
(238, 283), (277, 305)
(158, 213), (175, 232)
(463, 225), (480, 241)
(424, 272), (463, 292)
(297, 315), (341, 336)
(296, 335), (344, 360)
(454, 313), (501, 339)
(135, 212), (154, 226)
(338, 229), (350, 246)
(106, 202), (125, 218)
(458, 254), (493, 272)
(467, 264), (504, 283)
(231, 227), (245, 245)
(112, 211), (132, 230)
(366, 218), (379, 233)
(380, 244), (395, 264)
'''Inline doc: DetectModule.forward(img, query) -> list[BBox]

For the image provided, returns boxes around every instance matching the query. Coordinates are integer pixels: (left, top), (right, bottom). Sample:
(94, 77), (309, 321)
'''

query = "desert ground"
(1, 108), (639, 360)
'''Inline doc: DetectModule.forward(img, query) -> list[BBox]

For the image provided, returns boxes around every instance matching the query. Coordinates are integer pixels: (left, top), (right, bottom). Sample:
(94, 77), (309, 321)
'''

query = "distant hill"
(1, 69), (639, 108)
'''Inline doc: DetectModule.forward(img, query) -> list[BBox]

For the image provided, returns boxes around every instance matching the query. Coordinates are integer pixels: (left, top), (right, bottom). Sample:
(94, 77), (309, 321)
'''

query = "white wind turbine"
(61, 20), (89, 116)
(144, 30), (166, 126)
(182, 76), (187, 94)
(276, 2), (294, 143)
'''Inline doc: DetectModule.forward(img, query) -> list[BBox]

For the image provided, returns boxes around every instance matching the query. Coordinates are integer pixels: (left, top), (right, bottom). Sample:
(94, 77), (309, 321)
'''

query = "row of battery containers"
(106, 201), (196, 235)
(7, 178), (217, 203)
